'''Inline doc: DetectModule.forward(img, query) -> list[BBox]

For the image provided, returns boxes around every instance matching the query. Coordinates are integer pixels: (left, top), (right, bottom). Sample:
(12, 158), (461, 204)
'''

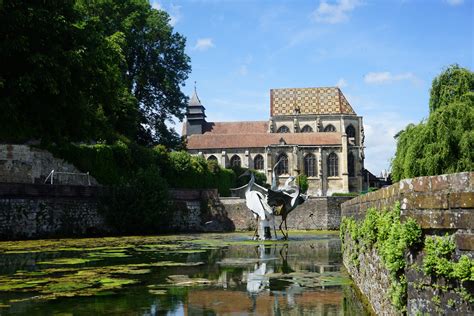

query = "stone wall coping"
(0, 182), (102, 198)
(341, 172), (474, 230)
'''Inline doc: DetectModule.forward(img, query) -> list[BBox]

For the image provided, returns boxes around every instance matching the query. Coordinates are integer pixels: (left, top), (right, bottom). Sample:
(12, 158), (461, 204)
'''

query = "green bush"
(296, 174), (308, 193)
(99, 166), (170, 234)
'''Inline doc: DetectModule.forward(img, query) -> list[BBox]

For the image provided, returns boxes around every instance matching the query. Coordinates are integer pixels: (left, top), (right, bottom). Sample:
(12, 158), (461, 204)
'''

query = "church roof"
(189, 89), (202, 106)
(203, 121), (268, 134)
(270, 87), (356, 116)
(187, 132), (342, 149)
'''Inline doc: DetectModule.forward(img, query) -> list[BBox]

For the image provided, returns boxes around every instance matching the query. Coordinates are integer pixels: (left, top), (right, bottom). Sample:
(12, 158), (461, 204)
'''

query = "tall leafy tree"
(1, 0), (190, 147)
(77, 0), (191, 147)
(0, 1), (133, 142)
(429, 64), (474, 113)
(391, 65), (474, 181)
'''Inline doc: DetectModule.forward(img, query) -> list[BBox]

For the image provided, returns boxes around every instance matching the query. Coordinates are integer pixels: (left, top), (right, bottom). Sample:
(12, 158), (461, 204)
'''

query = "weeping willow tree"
(391, 65), (474, 182)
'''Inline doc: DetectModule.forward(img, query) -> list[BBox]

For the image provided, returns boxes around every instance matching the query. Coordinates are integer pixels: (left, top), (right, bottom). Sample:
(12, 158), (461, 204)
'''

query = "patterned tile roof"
(270, 87), (356, 116)
(203, 121), (268, 134)
(187, 132), (342, 149)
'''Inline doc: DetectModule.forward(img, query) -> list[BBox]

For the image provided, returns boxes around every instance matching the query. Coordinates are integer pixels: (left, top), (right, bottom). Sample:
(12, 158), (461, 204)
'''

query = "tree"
(77, 0), (191, 147)
(391, 66), (474, 181)
(429, 64), (474, 113)
(0, 1), (134, 142)
(1, 1), (191, 148)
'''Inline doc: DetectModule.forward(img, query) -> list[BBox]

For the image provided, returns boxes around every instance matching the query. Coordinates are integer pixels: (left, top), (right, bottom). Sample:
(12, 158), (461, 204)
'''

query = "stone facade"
(221, 196), (351, 231)
(340, 172), (474, 315)
(0, 144), (98, 185)
(183, 87), (365, 196)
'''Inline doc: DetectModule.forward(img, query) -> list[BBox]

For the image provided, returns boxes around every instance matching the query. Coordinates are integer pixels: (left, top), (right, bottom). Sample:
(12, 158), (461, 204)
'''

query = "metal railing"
(44, 170), (91, 186)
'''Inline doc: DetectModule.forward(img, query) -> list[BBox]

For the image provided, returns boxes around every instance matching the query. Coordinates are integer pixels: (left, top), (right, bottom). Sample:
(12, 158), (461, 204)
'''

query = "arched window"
(346, 125), (356, 139)
(304, 154), (317, 177)
(276, 153), (288, 175)
(348, 152), (355, 177)
(324, 124), (336, 132)
(327, 152), (338, 177)
(254, 154), (264, 170)
(207, 155), (217, 162)
(277, 125), (290, 133)
(230, 155), (241, 168)
(301, 125), (313, 133)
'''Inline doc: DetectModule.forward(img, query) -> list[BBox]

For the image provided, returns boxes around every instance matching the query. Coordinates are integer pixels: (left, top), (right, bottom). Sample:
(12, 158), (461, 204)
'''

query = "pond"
(0, 232), (370, 315)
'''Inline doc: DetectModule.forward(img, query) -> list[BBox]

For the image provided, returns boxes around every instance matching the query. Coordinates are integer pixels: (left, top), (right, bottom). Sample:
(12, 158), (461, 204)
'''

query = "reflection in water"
(0, 233), (369, 315)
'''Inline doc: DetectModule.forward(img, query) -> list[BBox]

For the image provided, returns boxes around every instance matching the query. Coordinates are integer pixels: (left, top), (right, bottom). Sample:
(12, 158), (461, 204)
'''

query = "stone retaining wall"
(0, 144), (98, 185)
(222, 196), (351, 231)
(340, 172), (474, 315)
(0, 184), (233, 240)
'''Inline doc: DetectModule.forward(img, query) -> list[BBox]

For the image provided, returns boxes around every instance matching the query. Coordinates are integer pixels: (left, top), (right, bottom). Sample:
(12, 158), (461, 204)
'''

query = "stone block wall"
(0, 185), (234, 240)
(0, 198), (109, 240)
(340, 172), (474, 315)
(221, 196), (351, 231)
(0, 144), (98, 185)
(342, 232), (399, 315)
(341, 172), (473, 230)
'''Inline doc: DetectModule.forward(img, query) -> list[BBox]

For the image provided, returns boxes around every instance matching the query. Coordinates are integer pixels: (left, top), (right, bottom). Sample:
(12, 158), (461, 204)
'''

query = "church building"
(182, 87), (365, 196)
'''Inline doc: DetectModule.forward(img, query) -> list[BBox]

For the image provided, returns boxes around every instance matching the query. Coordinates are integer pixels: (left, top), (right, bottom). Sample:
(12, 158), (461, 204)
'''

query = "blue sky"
(152, 0), (473, 175)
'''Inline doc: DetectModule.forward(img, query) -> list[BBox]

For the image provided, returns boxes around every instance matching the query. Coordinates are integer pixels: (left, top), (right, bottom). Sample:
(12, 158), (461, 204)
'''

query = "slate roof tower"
(183, 85), (206, 136)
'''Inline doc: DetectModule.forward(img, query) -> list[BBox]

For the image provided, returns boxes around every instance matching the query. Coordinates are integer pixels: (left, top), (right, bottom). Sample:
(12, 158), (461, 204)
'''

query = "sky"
(152, 0), (473, 175)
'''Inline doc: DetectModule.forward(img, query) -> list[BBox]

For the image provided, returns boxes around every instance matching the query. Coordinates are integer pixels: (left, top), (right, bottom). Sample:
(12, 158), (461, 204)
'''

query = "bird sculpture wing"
(267, 189), (292, 208)
(245, 190), (269, 220)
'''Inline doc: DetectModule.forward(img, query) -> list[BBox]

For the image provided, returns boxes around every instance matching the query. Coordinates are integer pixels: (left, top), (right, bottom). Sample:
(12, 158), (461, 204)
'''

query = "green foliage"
(77, 0), (191, 146)
(340, 203), (422, 311)
(49, 143), (238, 196)
(332, 192), (359, 197)
(100, 166), (170, 234)
(0, 1), (190, 147)
(391, 65), (474, 181)
(423, 235), (474, 283)
(429, 64), (474, 113)
(296, 174), (309, 193)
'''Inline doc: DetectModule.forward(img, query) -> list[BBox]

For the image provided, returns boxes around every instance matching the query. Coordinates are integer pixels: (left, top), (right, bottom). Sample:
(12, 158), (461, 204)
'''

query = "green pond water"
(0, 232), (370, 315)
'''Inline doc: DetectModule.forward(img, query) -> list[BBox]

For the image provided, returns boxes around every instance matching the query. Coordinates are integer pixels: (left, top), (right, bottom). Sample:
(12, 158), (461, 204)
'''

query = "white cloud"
(150, 1), (161, 10)
(445, 0), (464, 6)
(168, 4), (182, 27)
(336, 78), (348, 88)
(193, 38), (215, 51)
(363, 112), (413, 174)
(312, 0), (362, 24)
(364, 71), (423, 86)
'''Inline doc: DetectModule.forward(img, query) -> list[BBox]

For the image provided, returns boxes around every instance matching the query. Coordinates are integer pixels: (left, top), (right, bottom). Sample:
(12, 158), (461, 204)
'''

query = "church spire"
(189, 81), (202, 106)
(184, 81), (206, 136)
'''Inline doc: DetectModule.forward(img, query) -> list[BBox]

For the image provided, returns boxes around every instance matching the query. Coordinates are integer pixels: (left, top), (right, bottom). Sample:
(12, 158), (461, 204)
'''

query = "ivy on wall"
(340, 203), (474, 311)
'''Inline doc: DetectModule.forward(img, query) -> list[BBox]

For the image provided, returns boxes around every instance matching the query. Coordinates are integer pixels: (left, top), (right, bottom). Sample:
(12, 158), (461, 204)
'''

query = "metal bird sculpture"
(268, 161), (308, 239)
(239, 170), (274, 239)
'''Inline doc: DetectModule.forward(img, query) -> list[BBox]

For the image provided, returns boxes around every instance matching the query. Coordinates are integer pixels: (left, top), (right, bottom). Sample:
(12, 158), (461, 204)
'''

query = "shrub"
(100, 166), (170, 234)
